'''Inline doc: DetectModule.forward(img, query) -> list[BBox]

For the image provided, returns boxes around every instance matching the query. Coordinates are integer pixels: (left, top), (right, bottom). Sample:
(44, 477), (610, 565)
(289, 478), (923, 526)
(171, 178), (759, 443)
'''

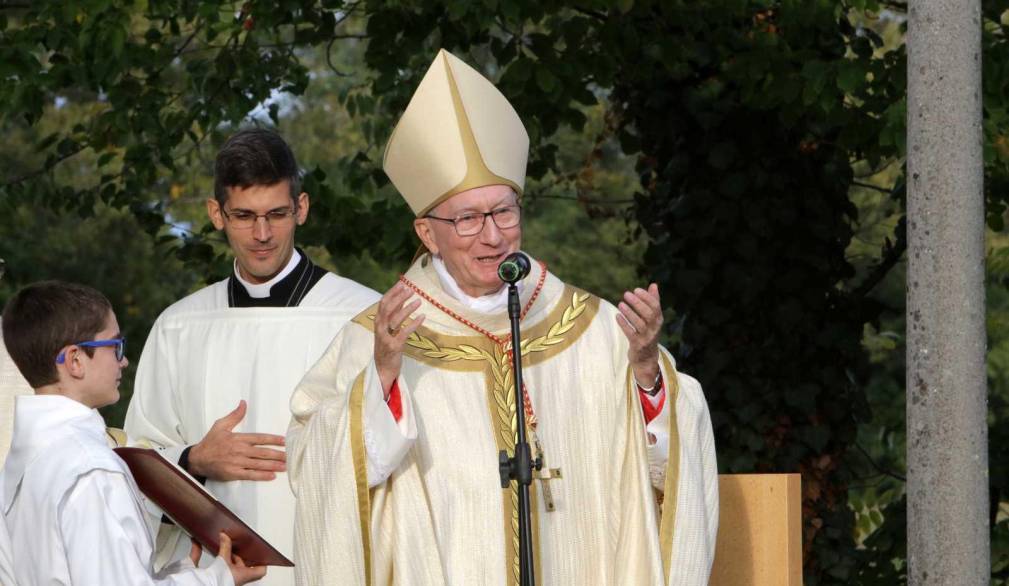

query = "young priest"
(0, 281), (266, 585)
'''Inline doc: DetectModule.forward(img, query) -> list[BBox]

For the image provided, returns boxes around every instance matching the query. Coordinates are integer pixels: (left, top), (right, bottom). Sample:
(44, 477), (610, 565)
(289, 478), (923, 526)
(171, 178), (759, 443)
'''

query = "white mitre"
(383, 49), (529, 216)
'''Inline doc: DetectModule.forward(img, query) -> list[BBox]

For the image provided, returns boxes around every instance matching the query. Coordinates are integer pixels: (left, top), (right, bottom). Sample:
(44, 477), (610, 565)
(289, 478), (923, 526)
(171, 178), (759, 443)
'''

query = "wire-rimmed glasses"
(424, 205), (521, 237)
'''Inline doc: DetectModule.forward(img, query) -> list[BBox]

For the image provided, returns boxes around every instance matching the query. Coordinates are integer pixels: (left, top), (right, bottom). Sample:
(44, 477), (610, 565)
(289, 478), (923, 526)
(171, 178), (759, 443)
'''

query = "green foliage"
(609, 6), (898, 579)
(356, 1), (902, 581)
(0, 0), (319, 272)
(0, 204), (198, 427)
(352, 1), (1002, 583)
(0, 1), (648, 419)
(4, 0), (1009, 582)
(987, 234), (1009, 585)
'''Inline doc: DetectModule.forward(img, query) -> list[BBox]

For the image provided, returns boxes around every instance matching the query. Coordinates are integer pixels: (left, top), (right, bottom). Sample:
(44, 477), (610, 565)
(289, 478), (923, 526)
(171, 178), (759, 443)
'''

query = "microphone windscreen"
(497, 252), (531, 284)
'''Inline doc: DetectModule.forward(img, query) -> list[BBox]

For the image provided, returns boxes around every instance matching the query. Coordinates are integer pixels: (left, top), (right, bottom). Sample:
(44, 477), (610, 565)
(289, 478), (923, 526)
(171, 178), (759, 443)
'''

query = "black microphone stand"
(498, 281), (539, 586)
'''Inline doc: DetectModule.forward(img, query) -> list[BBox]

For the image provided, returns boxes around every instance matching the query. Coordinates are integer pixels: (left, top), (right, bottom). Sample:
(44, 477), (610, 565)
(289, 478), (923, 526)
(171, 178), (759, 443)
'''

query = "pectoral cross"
(531, 431), (563, 512)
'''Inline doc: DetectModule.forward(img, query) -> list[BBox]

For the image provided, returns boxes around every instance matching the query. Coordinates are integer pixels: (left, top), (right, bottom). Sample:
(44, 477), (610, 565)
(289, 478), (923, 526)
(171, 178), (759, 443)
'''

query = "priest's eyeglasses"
(425, 205), (522, 237)
(221, 207), (297, 230)
(56, 337), (126, 364)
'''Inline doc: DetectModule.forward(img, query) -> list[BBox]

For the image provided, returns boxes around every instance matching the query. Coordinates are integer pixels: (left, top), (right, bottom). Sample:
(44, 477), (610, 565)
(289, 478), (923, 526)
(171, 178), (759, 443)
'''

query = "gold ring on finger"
(387, 325), (401, 336)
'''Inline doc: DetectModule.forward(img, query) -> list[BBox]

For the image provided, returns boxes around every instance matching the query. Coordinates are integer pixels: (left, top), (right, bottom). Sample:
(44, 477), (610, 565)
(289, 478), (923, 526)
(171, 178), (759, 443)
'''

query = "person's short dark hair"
(2, 281), (112, 388)
(213, 128), (302, 205)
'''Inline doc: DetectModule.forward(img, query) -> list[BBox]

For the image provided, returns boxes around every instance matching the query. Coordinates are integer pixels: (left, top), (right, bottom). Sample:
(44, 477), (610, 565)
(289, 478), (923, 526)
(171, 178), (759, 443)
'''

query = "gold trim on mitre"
(383, 49), (529, 216)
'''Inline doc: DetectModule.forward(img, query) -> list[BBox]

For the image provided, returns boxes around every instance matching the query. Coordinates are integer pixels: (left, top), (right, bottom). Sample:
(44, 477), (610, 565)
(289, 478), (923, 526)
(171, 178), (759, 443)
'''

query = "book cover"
(114, 446), (294, 567)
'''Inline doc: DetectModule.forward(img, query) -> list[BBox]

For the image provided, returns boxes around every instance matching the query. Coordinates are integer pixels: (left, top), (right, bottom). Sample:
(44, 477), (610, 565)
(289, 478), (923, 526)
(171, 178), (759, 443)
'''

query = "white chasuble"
(288, 255), (719, 586)
(125, 274), (379, 586)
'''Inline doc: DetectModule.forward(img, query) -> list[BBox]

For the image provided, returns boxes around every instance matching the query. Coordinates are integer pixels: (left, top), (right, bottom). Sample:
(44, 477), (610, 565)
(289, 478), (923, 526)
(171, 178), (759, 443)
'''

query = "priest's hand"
(616, 283), (662, 387)
(375, 282), (425, 399)
(219, 531), (268, 585)
(188, 400), (287, 481)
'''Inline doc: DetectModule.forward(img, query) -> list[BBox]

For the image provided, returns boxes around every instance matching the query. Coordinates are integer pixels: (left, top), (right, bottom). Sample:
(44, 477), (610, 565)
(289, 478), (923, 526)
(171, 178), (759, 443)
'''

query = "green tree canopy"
(4, 1), (1009, 583)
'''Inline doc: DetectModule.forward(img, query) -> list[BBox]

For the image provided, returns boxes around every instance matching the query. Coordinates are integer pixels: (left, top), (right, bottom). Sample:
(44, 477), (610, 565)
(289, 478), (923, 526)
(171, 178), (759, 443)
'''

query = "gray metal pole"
(906, 0), (989, 584)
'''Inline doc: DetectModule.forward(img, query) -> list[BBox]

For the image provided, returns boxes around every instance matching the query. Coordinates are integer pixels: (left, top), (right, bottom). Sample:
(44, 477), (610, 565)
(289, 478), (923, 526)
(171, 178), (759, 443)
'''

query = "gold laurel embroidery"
(521, 292), (589, 354)
(401, 291), (589, 585)
(496, 345), (522, 585)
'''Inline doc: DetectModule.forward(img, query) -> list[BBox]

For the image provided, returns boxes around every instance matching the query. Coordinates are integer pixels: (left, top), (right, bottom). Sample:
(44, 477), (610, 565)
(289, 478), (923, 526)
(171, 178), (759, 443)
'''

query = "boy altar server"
(0, 280), (266, 585)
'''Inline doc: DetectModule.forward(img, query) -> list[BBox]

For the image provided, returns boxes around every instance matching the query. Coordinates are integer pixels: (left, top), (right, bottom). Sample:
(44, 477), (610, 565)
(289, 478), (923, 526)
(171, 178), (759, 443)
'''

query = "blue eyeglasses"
(55, 337), (126, 364)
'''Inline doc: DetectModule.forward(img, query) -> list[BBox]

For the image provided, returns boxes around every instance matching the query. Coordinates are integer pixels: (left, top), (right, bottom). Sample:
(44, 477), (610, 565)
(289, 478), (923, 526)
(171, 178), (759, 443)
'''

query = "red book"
(114, 446), (294, 567)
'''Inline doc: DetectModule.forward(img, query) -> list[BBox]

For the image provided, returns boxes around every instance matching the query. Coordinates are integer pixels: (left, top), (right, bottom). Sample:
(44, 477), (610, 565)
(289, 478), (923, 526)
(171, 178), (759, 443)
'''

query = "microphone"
(498, 252), (531, 284)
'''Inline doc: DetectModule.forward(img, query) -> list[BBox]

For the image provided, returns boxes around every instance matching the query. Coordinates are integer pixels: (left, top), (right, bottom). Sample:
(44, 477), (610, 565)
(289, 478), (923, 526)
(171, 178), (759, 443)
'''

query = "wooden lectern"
(710, 474), (803, 586)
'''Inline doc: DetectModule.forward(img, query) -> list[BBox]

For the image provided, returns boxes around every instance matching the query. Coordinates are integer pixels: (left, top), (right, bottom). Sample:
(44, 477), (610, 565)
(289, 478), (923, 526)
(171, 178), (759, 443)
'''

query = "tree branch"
(533, 193), (635, 205)
(326, 37), (350, 77)
(852, 180), (896, 195)
(151, 26), (202, 78)
(571, 7), (608, 21)
(854, 441), (906, 483)
(494, 16), (522, 42)
(6, 25), (242, 192)
(2, 144), (87, 188)
(854, 157), (903, 179)
(335, 1), (363, 24)
(851, 215), (906, 299)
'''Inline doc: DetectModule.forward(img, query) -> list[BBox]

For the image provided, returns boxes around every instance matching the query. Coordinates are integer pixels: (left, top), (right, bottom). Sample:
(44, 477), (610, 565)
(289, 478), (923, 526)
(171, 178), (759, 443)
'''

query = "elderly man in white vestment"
(125, 129), (380, 585)
(287, 50), (719, 586)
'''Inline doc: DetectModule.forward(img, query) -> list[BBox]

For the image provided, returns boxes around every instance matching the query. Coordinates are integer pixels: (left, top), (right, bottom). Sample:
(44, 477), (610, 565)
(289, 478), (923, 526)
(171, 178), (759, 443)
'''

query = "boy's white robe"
(288, 255), (719, 586)
(125, 273), (380, 586)
(0, 394), (233, 585)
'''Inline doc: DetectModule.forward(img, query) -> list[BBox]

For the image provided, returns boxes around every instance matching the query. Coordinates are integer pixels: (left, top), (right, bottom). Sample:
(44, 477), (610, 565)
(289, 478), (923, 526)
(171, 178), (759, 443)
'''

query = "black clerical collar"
(227, 248), (327, 308)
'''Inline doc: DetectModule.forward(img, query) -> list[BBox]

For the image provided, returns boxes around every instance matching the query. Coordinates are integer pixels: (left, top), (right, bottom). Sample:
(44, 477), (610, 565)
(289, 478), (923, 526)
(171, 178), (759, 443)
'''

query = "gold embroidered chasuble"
(287, 255), (719, 586)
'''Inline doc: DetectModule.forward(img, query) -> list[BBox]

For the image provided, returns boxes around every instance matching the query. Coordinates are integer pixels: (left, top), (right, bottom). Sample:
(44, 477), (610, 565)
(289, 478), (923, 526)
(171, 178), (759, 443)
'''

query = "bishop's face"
(414, 184), (522, 298)
(207, 181), (309, 284)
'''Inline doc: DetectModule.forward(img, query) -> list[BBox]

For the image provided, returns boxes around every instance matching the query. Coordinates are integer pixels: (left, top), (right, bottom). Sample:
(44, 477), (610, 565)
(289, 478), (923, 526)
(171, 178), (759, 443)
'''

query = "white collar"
(432, 255), (522, 314)
(233, 249), (302, 299)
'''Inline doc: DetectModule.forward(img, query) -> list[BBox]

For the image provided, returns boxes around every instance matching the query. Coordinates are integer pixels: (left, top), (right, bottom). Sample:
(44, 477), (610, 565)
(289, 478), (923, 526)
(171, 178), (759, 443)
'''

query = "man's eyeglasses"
(56, 338), (126, 364)
(424, 205), (521, 237)
(221, 207), (297, 230)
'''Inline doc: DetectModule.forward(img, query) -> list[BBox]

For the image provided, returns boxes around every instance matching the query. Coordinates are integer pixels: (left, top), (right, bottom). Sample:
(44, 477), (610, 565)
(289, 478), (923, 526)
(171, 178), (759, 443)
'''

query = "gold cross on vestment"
(532, 432), (563, 512)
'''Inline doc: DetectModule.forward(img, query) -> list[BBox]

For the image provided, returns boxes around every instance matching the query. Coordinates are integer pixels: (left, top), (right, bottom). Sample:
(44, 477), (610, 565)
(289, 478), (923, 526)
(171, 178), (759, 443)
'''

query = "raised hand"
(615, 283), (663, 388)
(187, 400), (286, 481)
(374, 282), (426, 398)
(218, 531), (268, 586)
